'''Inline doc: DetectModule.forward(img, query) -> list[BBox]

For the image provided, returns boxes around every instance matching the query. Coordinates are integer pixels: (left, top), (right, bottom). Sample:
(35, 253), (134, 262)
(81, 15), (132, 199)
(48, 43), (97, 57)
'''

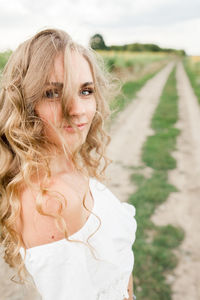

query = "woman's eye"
(44, 89), (60, 99)
(80, 88), (94, 96)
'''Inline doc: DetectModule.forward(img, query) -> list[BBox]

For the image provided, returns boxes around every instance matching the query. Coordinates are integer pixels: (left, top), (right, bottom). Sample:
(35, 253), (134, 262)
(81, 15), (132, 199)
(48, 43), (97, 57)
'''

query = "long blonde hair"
(0, 28), (119, 282)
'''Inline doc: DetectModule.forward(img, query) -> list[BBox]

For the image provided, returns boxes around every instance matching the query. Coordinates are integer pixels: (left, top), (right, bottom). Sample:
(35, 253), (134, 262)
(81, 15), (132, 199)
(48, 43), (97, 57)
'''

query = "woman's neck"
(48, 152), (76, 176)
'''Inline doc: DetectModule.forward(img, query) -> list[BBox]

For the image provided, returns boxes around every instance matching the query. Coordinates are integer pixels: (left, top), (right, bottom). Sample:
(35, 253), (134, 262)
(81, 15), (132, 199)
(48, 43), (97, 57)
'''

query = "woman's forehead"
(49, 52), (93, 85)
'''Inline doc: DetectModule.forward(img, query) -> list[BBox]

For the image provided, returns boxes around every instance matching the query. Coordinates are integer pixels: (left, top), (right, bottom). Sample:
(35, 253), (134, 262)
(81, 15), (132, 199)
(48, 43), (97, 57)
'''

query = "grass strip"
(128, 68), (184, 300)
(183, 58), (200, 103)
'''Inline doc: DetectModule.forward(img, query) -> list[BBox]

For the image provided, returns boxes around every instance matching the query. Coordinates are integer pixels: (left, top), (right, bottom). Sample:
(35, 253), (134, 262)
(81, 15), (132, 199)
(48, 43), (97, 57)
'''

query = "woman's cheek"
(36, 102), (62, 126)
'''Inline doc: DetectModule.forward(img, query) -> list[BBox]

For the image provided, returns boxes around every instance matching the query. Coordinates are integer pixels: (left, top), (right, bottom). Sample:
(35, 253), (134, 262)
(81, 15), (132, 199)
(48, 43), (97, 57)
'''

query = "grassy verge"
(183, 56), (200, 103)
(128, 68), (184, 300)
(110, 70), (161, 121)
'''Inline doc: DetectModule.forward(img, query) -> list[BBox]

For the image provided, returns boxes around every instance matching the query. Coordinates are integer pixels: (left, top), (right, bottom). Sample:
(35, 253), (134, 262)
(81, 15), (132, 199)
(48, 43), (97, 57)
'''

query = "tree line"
(89, 33), (186, 56)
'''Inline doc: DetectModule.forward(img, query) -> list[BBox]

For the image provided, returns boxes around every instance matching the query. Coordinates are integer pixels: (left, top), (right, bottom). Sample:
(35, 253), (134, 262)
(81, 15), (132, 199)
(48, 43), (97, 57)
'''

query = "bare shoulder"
(18, 175), (92, 249)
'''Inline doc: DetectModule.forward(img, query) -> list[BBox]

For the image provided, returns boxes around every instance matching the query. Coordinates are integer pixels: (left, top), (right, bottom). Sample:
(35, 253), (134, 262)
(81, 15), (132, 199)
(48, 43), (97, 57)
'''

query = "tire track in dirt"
(106, 62), (175, 202)
(152, 62), (200, 300)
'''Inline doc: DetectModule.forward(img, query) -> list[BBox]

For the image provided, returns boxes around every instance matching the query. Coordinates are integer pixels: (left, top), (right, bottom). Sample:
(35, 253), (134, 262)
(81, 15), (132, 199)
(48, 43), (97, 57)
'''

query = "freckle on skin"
(51, 235), (55, 239)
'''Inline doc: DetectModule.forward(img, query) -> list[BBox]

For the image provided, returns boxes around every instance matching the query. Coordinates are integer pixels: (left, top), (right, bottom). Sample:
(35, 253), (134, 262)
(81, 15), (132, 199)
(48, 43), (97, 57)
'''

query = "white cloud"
(0, 0), (27, 14)
(0, 0), (199, 55)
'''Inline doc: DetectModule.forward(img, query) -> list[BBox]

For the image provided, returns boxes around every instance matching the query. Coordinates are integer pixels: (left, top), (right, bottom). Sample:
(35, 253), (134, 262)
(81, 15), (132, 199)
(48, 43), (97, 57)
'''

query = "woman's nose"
(68, 96), (85, 116)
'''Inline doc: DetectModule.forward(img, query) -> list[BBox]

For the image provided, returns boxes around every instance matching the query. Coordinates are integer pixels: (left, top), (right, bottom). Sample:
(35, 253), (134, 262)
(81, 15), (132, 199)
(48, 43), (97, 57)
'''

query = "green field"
(98, 50), (171, 82)
(98, 50), (172, 70)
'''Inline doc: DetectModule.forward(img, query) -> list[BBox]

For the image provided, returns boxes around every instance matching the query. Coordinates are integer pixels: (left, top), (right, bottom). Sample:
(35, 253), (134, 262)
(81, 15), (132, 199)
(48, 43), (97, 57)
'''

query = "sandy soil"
(151, 62), (200, 300)
(0, 61), (175, 299)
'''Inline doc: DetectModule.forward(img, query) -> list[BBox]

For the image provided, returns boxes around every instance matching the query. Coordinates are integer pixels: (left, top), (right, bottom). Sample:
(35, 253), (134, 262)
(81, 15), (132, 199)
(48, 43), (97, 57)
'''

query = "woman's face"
(35, 51), (96, 153)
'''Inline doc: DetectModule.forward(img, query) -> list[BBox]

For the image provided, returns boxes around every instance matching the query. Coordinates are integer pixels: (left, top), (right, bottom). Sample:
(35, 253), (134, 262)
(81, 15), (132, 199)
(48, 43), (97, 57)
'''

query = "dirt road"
(106, 62), (174, 201)
(152, 62), (200, 300)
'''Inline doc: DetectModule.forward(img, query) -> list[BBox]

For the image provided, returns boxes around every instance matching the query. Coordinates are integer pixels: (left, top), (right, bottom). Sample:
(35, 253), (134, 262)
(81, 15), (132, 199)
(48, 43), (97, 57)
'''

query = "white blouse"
(20, 177), (137, 300)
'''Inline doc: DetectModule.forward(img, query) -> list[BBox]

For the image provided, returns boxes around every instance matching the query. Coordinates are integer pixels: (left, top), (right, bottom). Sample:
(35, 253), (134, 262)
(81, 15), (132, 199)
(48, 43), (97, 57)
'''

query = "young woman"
(0, 28), (137, 300)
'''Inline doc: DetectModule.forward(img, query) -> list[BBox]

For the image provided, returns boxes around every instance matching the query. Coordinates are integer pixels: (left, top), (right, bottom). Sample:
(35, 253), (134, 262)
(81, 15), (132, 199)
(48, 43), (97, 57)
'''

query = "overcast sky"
(0, 0), (199, 55)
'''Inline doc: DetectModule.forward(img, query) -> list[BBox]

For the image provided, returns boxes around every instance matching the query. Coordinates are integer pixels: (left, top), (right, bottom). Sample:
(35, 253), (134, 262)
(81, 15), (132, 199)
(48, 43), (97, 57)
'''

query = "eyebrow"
(47, 81), (94, 88)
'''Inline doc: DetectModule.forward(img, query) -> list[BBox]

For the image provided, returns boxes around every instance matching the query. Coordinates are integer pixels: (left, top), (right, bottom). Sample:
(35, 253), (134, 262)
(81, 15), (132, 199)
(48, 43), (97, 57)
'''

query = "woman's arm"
(125, 273), (134, 300)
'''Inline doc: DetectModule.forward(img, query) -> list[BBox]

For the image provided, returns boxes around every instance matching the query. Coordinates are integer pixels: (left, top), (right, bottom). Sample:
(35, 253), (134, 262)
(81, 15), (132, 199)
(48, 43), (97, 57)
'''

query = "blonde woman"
(0, 28), (137, 300)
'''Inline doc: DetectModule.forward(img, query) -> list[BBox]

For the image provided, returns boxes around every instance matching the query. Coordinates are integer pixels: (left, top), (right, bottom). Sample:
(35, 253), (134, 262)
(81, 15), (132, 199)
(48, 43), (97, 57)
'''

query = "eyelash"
(43, 87), (95, 100)
(80, 88), (95, 96)
(43, 89), (60, 100)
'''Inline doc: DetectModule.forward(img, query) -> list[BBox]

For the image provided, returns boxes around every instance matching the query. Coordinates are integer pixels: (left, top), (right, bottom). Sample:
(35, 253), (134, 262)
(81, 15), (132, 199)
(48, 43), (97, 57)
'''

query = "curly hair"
(0, 28), (120, 283)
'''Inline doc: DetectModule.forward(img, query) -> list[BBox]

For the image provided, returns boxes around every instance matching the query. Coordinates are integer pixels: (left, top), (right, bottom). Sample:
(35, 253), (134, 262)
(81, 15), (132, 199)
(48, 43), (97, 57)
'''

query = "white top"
(20, 177), (137, 300)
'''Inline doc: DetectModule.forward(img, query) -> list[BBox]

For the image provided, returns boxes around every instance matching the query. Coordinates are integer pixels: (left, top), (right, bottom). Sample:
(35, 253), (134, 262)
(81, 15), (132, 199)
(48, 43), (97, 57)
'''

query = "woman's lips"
(63, 123), (87, 132)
